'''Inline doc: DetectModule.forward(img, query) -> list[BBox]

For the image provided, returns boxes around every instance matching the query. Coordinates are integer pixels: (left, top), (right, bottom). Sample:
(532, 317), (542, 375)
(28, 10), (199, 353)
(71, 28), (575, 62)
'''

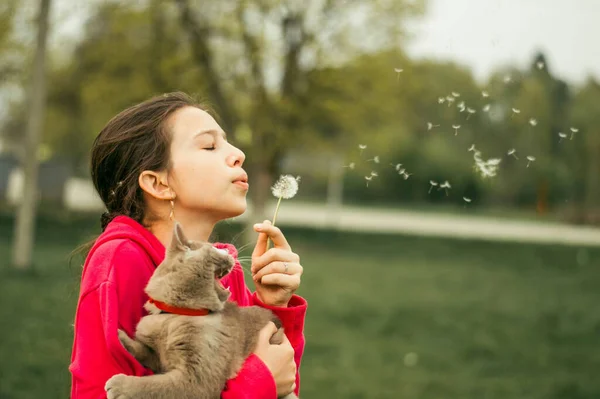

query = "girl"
(69, 92), (306, 399)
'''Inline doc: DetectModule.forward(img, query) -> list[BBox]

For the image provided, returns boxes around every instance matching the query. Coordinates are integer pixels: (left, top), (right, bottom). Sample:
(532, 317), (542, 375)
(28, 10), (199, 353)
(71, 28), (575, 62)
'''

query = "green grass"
(1, 214), (599, 399)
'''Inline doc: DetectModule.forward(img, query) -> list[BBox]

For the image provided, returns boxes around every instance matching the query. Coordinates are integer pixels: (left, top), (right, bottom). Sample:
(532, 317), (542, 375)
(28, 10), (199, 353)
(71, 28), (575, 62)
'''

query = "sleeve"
(69, 242), (154, 399)
(221, 354), (278, 399)
(252, 293), (307, 397)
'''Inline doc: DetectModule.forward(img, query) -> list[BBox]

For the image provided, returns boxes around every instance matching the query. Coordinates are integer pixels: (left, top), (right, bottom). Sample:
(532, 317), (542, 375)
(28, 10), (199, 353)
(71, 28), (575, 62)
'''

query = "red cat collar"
(147, 298), (210, 316)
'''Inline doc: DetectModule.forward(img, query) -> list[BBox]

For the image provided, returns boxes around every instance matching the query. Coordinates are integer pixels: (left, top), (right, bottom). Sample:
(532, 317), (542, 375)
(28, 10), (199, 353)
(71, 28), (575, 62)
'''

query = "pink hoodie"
(69, 216), (306, 399)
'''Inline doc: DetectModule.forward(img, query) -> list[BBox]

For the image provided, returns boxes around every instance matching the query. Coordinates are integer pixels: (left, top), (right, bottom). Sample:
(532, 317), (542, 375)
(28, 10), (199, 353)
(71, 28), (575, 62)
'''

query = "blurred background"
(1, 0), (599, 398)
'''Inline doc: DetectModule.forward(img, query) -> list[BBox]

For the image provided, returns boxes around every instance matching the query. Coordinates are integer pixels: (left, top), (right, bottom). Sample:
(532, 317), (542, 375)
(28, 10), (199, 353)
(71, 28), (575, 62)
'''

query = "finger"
(251, 229), (269, 261)
(259, 273), (300, 290)
(258, 321), (278, 341)
(253, 261), (300, 281)
(252, 248), (299, 273)
(254, 220), (291, 251)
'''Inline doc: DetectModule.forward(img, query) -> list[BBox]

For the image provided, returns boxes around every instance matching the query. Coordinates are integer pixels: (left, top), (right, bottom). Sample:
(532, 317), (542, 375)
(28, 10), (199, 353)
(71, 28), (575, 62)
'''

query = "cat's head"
(145, 223), (235, 313)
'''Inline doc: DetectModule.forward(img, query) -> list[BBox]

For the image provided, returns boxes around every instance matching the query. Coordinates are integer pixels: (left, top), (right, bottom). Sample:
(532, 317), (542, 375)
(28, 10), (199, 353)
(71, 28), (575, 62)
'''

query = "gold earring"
(169, 198), (175, 221)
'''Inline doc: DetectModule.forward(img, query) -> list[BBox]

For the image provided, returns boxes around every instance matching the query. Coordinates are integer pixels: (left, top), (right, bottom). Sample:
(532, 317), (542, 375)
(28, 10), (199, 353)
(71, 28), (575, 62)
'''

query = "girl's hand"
(251, 220), (303, 307)
(252, 322), (296, 396)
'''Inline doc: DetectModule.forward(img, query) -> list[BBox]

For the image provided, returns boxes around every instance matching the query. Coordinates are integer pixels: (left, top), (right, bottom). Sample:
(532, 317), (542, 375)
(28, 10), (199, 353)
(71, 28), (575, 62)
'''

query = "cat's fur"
(104, 223), (298, 399)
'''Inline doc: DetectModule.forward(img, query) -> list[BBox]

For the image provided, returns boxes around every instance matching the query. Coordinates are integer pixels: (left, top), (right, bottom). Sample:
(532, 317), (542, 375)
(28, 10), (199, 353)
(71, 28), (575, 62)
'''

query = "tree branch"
(173, 0), (237, 131)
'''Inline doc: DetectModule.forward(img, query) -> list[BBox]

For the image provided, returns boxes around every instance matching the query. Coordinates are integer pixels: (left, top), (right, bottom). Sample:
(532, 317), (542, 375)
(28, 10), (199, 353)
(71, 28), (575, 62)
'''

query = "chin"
(219, 200), (247, 219)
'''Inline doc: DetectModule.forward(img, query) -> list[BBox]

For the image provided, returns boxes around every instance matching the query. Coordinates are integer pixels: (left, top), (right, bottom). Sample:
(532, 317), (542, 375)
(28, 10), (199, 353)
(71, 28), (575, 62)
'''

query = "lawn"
(1, 213), (599, 399)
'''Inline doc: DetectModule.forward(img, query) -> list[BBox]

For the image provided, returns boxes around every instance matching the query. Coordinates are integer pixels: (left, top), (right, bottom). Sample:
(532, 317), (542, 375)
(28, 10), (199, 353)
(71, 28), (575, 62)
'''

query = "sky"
(405, 0), (600, 85)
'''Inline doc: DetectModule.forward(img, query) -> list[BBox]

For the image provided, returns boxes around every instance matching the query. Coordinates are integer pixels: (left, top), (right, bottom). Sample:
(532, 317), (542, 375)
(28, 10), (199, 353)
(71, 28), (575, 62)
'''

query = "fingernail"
(254, 223), (262, 230)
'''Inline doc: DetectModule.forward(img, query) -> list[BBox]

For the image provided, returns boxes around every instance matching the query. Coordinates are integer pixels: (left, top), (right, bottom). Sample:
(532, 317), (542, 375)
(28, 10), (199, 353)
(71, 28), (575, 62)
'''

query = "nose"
(227, 143), (246, 167)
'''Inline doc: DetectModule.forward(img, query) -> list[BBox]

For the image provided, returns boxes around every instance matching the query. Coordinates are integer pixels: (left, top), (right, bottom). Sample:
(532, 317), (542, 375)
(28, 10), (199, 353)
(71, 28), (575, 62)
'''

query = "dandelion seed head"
(508, 149), (516, 155)
(271, 175), (300, 199)
(527, 156), (536, 162)
(463, 197), (472, 203)
(558, 132), (567, 139)
(429, 180), (438, 186)
(570, 127), (579, 133)
(512, 108), (521, 114)
(394, 68), (403, 73)
(446, 96), (455, 103)
(438, 97), (446, 104)
(467, 108), (476, 114)
(453, 125), (461, 129)
(440, 180), (451, 189)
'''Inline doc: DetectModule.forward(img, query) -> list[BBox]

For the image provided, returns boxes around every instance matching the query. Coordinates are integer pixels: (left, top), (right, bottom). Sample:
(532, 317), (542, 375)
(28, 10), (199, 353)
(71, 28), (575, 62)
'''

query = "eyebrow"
(194, 129), (227, 141)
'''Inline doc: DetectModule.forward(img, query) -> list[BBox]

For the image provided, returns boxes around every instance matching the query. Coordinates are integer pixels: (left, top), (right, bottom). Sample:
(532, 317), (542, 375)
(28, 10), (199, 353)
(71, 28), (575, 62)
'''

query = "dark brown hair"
(92, 92), (208, 231)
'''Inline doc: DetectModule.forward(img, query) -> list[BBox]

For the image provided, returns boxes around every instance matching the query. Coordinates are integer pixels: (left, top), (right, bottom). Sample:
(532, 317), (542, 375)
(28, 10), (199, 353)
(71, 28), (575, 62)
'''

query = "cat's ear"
(170, 222), (190, 252)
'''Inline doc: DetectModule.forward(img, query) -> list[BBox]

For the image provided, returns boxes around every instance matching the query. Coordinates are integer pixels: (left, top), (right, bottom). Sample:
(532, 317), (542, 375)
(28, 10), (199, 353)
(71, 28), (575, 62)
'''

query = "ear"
(139, 170), (173, 201)
(170, 223), (190, 252)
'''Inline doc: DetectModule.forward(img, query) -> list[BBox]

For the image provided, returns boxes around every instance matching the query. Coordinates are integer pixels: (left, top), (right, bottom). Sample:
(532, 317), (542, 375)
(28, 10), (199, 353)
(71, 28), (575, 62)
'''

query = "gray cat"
(104, 223), (298, 399)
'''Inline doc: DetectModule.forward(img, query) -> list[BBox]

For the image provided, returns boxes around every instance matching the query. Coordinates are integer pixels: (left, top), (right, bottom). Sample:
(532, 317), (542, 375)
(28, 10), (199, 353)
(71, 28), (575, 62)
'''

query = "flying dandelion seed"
(468, 144), (477, 152)
(343, 162), (356, 169)
(394, 68), (403, 81)
(483, 104), (491, 112)
(504, 75), (512, 84)
(451, 92), (460, 97)
(446, 96), (456, 107)
(463, 197), (472, 203)
(402, 172), (412, 180)
(558, 132), (567, 142)
(473, 150), (502, 178)
(392, 163), (403, 171)
(526, 156), (536, 168)
(438, 97), (446, 104)
(466, 108), (476, 120)
(482, 90), (489, 98)
(570, 127), (579, 140)
(427, 122), (440, 131)
(370, 171), (378, 177)
(428, 180), (438, 194)
(365, 175), (373, 187)
(529, 118), (538, 126)
(508, 148), (518, 159)
(511, 108), (521, 118)
(452, 125), (461, 136)
(536, 61), (545, 70)
(439, 180), (452, 196)
(368, 156), (380, 163)
(457, 102), (466, 112)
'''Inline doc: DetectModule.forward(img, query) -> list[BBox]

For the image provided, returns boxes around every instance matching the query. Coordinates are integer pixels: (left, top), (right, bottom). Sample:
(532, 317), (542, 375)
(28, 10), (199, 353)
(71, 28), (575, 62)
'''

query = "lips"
(232, 172), (249, 189)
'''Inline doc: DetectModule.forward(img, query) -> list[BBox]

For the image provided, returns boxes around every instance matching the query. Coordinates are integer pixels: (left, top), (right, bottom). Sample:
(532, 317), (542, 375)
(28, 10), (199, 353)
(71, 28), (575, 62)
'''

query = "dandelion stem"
(267, 196), (283, 249)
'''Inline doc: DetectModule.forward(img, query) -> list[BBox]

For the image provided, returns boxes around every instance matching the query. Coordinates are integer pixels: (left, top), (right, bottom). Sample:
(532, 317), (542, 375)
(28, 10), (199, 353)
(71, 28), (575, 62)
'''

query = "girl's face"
(166, 106), (248, 222)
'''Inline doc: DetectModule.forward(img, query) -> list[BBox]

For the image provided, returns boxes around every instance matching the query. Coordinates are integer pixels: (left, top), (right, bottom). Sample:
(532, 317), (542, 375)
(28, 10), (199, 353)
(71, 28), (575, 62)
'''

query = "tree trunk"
(12, 0), (51, 270)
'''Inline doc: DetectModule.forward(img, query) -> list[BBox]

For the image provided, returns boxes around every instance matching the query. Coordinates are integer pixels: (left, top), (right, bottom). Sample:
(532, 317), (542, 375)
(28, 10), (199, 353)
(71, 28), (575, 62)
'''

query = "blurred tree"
(173, 0), (425, 222)
(570, 78), (600, 223)
(12, 0), (51, 270)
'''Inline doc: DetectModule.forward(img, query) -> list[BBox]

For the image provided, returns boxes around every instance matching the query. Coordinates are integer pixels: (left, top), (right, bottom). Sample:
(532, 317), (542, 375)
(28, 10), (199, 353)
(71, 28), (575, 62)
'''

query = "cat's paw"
(117, 329), (133, 349)
(105, 374), (132, 399)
